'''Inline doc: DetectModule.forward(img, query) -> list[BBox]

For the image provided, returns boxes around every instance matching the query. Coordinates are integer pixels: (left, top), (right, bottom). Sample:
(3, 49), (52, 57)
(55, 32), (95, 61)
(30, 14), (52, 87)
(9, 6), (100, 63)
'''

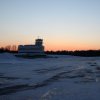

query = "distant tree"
(11, 45), (17, 51)
(5, 45), (11, 51)
(0, 47), (5, 53)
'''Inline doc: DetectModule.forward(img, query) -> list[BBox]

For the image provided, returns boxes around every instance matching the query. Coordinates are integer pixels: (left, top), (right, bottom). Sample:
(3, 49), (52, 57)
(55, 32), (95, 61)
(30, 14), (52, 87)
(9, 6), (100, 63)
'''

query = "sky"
(0, 0), (100, 51)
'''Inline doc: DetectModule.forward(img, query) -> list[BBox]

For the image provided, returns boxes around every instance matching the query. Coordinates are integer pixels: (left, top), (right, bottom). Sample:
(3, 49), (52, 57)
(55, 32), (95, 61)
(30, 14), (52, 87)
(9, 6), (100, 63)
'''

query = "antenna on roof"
(38, 36), (40, 39)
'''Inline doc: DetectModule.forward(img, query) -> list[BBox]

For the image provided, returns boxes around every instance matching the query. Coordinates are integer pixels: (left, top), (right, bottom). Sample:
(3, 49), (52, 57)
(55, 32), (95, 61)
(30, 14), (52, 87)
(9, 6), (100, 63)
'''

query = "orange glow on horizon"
(45, 44), (99, 51)
(0, 40), (100, 51)
(45, 46), (99, 51)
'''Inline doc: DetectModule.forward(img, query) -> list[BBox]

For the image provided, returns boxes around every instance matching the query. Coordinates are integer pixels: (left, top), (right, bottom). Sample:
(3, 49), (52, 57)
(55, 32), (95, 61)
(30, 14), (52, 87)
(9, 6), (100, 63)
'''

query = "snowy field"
(0, 53), (100, 100)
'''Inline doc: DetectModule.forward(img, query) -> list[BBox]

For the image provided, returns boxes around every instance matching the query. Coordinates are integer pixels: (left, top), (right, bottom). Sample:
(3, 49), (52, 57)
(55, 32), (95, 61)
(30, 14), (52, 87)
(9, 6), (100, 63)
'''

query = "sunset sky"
(0, 0), (100, 51)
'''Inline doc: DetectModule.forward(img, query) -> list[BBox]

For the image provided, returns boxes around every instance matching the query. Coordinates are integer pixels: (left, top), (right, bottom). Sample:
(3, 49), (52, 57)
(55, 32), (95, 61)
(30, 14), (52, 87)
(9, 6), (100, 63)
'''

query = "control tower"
(35, 39), (43, 46)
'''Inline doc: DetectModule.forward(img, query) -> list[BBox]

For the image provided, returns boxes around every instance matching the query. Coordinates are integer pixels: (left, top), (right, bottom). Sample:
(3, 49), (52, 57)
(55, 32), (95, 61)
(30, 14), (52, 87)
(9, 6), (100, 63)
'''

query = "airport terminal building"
(18, 38), (45, 55)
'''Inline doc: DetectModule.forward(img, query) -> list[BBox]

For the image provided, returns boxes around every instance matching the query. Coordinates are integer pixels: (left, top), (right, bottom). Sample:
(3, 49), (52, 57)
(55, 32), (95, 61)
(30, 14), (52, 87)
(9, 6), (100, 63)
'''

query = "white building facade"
(18, 39), (45, 55)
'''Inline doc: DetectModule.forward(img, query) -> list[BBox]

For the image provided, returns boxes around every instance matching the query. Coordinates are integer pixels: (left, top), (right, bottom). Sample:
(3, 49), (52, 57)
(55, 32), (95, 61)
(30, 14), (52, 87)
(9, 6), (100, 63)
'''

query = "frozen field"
(0, 53), (100, 100)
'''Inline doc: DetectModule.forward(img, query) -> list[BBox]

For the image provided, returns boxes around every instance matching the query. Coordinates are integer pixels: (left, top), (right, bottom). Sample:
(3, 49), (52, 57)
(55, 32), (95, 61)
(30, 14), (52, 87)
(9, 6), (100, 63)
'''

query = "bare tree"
(11, 45), (17, 51)
(5, 45), (11, 51)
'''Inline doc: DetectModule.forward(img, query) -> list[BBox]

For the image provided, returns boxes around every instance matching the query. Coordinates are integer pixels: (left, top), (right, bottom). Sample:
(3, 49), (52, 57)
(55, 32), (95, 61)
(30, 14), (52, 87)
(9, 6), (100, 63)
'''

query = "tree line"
(0, 45), (18, 53)
(0, 46), (100, 56)
(45, 50), (100, 57)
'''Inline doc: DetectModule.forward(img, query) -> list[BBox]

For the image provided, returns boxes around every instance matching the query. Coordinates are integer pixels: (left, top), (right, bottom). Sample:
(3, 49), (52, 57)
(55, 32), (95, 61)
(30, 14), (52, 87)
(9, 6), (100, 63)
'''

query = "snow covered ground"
(0, 53), (100, 100)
